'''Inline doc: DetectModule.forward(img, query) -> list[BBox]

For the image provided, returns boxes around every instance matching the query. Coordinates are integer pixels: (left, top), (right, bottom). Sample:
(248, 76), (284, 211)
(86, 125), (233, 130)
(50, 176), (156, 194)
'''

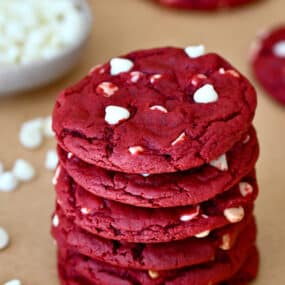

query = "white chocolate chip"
(52, 214), (59, 227)
(129, 71), (142, 83)
(193, 84), (219, 104)
(149, 105), (168, 113)
(129, 146), (144, 155)
(180, 206), (200, 222)
(195, 230), (210, 238)
(19, 118), (44, 149)
(96, 82), (119, 97)
(0, 172), (19, 192)
(273, 41), (285, 58)
(148, 270), (159, 279)
(0, 161), (3, 174)
(81, 208), (90, 215)
(52, 165), (61, 185)
(185, 45), (205, 58)
(45, 149), (59, 171)
(0, 227), (9, 250)
(243, 134), (250, 144)
(110, 58), (134, 75)
(150, 74), (162, 84)
(105, 106), (130, 125)
(218, 68), (240, 78)
(12, 159), (35, 182)
(171, 132), (186, 146)
(43, 116), (54, 138)
(141, 173), (150, 177)
(224, 207), (245, 223)
(3, 280), (21, 285)
(210, 154), (228, 171)
(219, 234), (231, 250)
(239, 182), (253, 197)
(67, 152), (73, 159)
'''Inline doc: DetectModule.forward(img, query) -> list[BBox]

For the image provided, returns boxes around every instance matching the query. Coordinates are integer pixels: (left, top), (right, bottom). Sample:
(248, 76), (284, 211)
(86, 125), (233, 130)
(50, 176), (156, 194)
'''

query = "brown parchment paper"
(0, 0), (284, 284)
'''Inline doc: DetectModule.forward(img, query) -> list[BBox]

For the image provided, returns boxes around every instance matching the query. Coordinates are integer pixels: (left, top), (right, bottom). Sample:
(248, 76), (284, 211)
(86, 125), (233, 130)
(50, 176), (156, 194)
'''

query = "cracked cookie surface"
(53, 47), (257, 174)
(54, 167), (257, 243)
(52, 206), (254, 271)
(57, 127), (258, 208)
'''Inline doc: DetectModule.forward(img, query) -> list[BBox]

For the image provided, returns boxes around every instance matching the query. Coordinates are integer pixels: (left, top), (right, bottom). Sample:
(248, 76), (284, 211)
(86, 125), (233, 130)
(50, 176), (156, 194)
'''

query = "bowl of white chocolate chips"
(0, 0), (92, 95)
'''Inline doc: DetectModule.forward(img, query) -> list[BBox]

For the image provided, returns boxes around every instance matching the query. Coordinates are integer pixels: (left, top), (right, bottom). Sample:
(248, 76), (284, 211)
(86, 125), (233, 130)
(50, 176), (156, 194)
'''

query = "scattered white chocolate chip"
(43, 116), (54, 138)
(3, 280), (21, 285)
(0, 172), (19, 192)
(273, 41), (285, 58)
(105, 106), (130, 125)
(219, 234), (231, 251)
(52, 214), (59, 227)
(171, 132), (186, 146)
(19, 118), (44, 149)
(129, 146), (144, 155)
(239, 182), (253, 197)
(0, 227), (9, 250)
(195, 230), (210, 238)
(52, 166), (61, 185)
(129, 71), (142, 83)
(45, 149), (59, 171)
(193, 84), (219, 104)
(149, 105), (168, 113)
(185, 45), (205, 58)
(96, 82), (119, 97)
(210, 154), (228, 171)
(81, 208), (90, 215)
(0, 161), (3, 174)
(12, 159), (35, 182)
(67, 152), (74, 159)
(150, 74), (162, 84)
(141, 173), (150, 177)
(224, 206), (245, 223)
(110, 58), (134, 75)
(148, 270), (159, 279)
(180, 206), (200, 222)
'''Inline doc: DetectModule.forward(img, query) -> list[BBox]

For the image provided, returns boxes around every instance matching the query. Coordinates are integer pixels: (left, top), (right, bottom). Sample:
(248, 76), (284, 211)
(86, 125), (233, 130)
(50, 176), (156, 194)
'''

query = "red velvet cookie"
(52, 206), (254, 271)
(56, 223), (256, 285)
(251, 26), (285, 105)
(54, 167), (257, 243)
(53, 47), (257, 174)
(153, 0), (255, 10)
(58, 248), (259, 285)
(57, 127), (258, 208)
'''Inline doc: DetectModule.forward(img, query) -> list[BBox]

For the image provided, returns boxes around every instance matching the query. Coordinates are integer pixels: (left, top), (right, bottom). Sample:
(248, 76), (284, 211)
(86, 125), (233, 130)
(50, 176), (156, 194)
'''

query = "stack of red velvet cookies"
(51, 47), (259, 285)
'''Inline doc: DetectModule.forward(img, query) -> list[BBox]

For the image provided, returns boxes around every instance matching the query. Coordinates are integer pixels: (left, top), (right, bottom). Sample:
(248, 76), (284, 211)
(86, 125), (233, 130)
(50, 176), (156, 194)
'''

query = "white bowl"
(0, 0), (92, 96)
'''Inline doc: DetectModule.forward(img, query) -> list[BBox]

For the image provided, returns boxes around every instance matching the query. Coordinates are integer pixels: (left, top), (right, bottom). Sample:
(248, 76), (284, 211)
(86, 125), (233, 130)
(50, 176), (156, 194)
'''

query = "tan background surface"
(0, 0), (284, 284)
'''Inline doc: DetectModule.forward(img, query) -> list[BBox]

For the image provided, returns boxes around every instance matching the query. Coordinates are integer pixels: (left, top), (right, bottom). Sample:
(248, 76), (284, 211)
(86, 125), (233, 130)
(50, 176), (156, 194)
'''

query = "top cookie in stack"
(52, 46), (259, 285)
